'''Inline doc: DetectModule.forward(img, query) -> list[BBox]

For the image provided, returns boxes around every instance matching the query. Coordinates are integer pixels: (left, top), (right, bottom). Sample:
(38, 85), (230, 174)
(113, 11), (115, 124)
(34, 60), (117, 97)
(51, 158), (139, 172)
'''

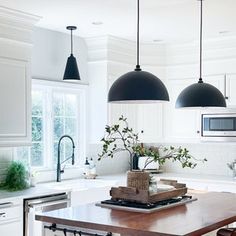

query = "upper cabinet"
(0, 6), (39, 146)
(204, 74), (236, 107)
(225, 74), (236, 107)
(137, 104), (163, 143)
(164, 79), (201, 143)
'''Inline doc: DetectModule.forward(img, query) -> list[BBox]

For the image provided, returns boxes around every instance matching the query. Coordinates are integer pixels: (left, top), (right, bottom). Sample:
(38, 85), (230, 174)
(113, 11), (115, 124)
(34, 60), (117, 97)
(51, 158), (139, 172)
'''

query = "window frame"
(14, 79), (88, 171)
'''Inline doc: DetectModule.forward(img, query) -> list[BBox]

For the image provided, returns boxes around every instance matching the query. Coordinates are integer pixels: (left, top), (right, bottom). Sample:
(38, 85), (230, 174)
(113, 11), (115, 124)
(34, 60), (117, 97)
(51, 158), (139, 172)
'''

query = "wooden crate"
(110, 179), (187, 204)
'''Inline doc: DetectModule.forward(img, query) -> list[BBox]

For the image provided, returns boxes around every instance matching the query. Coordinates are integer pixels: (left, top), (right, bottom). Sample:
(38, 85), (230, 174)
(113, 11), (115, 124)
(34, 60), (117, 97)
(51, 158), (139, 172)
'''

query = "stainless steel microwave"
(201, 113), (236, 141)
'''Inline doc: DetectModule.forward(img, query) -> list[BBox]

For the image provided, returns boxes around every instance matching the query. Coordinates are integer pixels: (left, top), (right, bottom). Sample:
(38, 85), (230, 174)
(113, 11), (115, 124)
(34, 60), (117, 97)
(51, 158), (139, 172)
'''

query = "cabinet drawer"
(0, 204), (21, 223)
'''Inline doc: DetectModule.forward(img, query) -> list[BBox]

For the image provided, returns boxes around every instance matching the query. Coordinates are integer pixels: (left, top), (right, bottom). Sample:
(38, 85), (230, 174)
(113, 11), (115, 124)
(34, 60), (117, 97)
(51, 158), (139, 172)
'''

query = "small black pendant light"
(63, 26), (80, 81)
(108, 0), (169, 103)
(175, 0), (226, 108)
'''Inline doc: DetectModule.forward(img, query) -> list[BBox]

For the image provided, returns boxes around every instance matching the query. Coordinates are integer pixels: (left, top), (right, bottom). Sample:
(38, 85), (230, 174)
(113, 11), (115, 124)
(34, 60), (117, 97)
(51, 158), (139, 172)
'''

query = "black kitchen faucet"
(57, 135), (75, 182)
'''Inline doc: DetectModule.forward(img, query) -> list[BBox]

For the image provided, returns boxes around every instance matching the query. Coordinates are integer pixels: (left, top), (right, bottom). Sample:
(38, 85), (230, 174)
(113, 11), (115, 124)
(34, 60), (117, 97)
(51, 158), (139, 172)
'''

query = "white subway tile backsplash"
(0, 148), (13, 182)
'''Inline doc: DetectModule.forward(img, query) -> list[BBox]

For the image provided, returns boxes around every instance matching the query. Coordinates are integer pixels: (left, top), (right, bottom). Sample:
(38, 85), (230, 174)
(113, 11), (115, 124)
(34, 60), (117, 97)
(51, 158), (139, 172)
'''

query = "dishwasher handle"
(28, 199), (70, 213)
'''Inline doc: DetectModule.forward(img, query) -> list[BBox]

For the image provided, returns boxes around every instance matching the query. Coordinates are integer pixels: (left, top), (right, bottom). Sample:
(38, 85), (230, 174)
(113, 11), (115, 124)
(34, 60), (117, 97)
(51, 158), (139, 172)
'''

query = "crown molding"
(0, 6), (41, 43)
(85, 35), (166, 66)
(166, 36), (236, 66)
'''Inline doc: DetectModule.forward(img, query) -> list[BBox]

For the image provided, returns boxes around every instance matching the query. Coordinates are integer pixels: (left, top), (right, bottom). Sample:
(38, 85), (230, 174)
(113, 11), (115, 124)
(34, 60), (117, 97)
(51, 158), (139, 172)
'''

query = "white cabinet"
(225, 74), (236, 107)
(137, 104), (163, 143)
(108, 103), (163, 143)
(71, 186), (112, 206)
(108, 103), (138, 133)
(164, 79), (201, 143)
(0, 7), (39, 146)
(204, 74), (236, 107)
(0, 57), (31, 146)
(0, 200), (23, 236)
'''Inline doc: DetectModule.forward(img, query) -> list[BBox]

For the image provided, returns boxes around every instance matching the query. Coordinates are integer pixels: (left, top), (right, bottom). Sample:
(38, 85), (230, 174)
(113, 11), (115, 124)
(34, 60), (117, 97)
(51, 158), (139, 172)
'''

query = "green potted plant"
(98, 116), (207, 170)
(0, 161), (29, 191)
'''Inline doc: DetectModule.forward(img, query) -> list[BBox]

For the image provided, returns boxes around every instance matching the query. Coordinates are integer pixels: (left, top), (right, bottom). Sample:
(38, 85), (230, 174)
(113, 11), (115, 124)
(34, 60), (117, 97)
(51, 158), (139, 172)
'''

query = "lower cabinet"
(0, 200), (23, 236)
(70, 186), (112, 207)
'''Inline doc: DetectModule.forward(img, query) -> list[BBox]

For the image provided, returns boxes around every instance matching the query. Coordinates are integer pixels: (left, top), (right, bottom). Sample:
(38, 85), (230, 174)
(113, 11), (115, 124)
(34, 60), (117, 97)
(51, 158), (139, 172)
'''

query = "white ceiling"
(1, 0), (236, 43)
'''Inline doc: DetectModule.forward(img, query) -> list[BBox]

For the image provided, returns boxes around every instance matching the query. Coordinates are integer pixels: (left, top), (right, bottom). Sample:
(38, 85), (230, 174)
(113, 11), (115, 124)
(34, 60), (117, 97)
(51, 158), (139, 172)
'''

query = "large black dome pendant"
(176, 80), (226, 108)
(108, 0), (169, 103)
(175, 0), (226, 108)
(108, 66), (169, 103)
(63, 26), (80, 81)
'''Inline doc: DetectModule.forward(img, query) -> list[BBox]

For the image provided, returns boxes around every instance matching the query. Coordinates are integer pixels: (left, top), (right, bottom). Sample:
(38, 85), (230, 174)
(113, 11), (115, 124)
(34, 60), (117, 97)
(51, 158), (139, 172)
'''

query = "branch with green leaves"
(98, 116), (207, 171)
(134, 145), (207, 170)
(98, 116), (139, 166)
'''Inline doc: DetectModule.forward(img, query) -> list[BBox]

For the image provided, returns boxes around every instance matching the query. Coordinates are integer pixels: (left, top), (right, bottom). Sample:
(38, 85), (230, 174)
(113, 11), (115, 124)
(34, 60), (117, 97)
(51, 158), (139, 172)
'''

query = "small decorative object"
(98, 116), (207, 170)
(89, 158), (96, 175)
(83, 158), (97, 179)
(227, 159), (236, 178)
(0, 161), (29, 191)
(83, 157), (90, 177)
(127, 171), (149, 190)
(30, 170), (38, 187)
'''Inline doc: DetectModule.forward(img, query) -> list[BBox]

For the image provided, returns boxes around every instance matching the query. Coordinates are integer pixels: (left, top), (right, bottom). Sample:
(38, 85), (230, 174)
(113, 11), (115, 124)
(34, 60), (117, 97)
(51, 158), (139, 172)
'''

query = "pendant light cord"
(135, 0), (141, 71)
(70, 29), (73, 55)
(199, 0), (203, 83)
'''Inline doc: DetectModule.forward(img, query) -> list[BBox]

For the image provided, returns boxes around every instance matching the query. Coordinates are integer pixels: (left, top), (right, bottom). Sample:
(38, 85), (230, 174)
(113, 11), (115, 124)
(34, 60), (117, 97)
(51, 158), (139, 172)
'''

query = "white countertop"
(0, 172), (235, 202)
(0, 177), (119, 202)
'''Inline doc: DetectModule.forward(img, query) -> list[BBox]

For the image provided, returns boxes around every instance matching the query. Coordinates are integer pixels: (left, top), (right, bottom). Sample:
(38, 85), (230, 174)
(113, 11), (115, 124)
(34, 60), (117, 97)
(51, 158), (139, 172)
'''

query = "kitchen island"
(36, 191), (236, 236)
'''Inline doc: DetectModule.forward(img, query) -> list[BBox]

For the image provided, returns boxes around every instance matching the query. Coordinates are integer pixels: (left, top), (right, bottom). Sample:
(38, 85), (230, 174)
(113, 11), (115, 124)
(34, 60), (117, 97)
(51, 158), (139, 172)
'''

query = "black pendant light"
(175, 0), (226, 108)
(108, 0), (169, 103)
(63, 26), (80, 81)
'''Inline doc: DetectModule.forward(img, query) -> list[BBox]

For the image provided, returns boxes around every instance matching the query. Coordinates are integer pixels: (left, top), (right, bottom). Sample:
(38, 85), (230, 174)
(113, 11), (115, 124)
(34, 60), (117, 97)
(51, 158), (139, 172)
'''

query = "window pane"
(65, 94), (77, 116)
(32, 91), (43, 116)
(54, 118), (64, 141)
(53, 92), (78, 166)
(16, 147), (29, 165)
(32, 117), (43, 141)
(65, 118), (76, 139)
(53, 93), (64, 116)
(31, 143), (43, 166)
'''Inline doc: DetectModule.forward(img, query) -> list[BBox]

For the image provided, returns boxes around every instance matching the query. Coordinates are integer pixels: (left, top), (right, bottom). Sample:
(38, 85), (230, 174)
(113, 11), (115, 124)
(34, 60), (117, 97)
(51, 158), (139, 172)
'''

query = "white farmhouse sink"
(45, 178), (117, 191)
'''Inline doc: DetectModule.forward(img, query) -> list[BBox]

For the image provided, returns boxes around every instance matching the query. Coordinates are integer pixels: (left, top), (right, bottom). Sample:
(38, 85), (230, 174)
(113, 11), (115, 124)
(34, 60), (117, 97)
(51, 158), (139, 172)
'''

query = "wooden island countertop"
(36, 191), (236, 236)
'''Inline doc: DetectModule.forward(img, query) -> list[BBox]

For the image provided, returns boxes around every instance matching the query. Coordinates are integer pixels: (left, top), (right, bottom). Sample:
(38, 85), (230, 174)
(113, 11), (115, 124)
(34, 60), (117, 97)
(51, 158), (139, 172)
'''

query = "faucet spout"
(57, 135), (75, 182)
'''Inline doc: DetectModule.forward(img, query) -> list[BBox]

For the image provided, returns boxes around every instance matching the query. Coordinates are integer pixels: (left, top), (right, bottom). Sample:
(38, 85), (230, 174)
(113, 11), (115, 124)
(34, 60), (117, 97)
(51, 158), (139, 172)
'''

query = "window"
(15, 80), (87, 169)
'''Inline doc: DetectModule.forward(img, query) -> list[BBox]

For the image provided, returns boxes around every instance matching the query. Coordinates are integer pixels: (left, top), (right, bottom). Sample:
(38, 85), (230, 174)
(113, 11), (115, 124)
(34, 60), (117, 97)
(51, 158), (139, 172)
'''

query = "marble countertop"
(0, 177), (119, 202)
(0, 172), (235, 203)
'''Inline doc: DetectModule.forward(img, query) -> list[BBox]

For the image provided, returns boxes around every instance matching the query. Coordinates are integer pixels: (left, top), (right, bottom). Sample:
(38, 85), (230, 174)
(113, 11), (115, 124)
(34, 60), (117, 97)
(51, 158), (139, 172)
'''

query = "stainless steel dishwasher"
(24, 192), (70, 236)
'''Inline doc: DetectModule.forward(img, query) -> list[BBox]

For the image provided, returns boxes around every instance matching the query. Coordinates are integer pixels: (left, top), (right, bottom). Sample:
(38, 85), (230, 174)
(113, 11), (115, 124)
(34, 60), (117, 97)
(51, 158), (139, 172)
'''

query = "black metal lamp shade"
(63, 54), (80, 80)
(108, 69), (169, 103)
(108, 0), (169, 104)
(175, 81), (226, 108)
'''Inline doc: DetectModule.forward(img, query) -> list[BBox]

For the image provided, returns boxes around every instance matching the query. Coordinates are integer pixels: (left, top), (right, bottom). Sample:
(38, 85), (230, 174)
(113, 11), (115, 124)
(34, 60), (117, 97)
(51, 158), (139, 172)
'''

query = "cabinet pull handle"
(224, 74), (229, 100)
(141, 130), (144, 133)
(0, 212), (6, 217)
(0, 202), (13, 209)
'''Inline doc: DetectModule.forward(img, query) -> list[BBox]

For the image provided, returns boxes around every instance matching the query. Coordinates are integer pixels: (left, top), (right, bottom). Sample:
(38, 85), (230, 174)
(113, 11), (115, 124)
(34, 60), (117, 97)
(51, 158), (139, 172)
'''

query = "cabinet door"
(0, 220), (22, 236)
(164, 79), (201, 142)
(0, 57), (31, 146)
(226, 74), (236, 107)
(137, 104), (163, 143)
(71, 186), (112, 206)
(204, 75), (225, 94)
(108, 103), (138, 133)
